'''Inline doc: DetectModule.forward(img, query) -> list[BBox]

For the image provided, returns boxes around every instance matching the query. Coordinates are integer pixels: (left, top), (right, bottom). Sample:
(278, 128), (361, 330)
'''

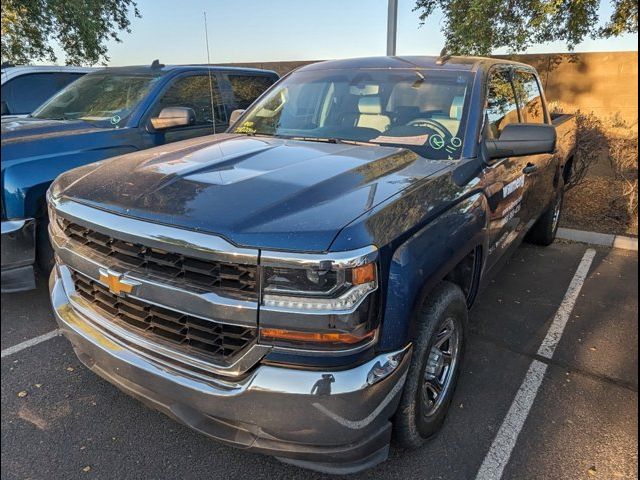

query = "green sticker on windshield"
(429, 134), (445, 150)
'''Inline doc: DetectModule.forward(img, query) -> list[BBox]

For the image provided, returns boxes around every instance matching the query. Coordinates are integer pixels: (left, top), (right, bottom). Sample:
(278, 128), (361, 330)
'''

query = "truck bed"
(552, 113), (577, 178)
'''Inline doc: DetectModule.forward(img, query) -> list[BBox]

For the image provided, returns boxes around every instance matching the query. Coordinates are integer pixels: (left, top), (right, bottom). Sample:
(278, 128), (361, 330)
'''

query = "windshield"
(31, 72), (161, 127)
(231, 68), (473, 159)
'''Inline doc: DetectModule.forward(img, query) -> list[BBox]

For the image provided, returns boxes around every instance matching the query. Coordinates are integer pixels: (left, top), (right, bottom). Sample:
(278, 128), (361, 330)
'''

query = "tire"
(394, 281), (468, 449)
(36, 216), (55, 274)
(526, 184), (564, 246)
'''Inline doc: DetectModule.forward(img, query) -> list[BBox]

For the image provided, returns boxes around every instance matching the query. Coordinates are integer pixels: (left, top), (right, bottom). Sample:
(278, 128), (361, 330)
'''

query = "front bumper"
(1, 219), (36, 292)
(50, 267), (411, 474)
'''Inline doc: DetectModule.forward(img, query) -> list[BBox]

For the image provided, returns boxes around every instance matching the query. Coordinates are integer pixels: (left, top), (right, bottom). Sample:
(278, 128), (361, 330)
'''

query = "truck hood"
(54, 134), (452, 251)
(1, 117), (134, 173)
(1, 117), (103, 144)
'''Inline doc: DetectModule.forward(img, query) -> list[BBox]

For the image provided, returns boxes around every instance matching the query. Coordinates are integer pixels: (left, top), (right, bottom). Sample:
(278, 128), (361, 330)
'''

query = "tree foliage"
(414, 0), (638, 55)
(1, 0), (140, 66)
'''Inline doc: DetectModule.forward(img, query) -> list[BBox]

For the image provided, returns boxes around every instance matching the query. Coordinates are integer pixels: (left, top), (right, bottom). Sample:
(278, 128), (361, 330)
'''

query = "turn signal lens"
(260, 328), (376, 345)
(352, 263), (376, 285)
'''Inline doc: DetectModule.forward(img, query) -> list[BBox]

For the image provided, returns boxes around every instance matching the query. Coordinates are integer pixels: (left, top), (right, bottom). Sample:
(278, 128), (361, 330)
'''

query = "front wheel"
(394, 282), (468, 449)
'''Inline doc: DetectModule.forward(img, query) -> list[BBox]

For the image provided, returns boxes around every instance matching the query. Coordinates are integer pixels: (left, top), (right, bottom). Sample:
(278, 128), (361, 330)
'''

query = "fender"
(376, 192), (489, 351)
(330, 164), (491, 353)
(2, 145), (138, 219)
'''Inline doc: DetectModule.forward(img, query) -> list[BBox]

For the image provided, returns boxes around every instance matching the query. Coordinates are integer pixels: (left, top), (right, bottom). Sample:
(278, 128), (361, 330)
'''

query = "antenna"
(204, 11), (216, 134)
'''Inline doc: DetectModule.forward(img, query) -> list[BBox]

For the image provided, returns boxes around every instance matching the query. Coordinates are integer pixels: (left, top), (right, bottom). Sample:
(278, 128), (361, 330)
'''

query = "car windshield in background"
(31, 73), (161, 127)
(232, 68), (474, 159)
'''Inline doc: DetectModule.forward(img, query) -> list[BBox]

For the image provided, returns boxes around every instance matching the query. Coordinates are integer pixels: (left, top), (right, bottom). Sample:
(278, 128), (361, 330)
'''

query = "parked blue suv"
(1, 62), (278, 292)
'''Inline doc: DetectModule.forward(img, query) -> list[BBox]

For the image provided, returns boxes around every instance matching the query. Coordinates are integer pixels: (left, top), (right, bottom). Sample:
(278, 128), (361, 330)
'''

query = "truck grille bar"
(72, 271), (257, 361)
(61, 218), (258, 300)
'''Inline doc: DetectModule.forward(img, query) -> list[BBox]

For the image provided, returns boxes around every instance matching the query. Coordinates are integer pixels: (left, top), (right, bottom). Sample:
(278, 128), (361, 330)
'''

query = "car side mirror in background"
(150, 107), (196, 130)
(485, 123), (557, 161)
(229, 109), (245, 127)
(1, 100), (10, 116)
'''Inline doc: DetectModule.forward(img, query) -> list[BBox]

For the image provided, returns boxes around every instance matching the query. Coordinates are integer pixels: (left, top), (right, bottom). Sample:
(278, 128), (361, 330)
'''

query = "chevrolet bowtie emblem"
(99, 268), (140, 296)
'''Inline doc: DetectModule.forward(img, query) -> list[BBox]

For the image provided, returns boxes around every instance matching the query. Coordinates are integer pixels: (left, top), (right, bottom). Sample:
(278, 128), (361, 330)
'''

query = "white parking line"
(537, 249), (597, 359)
(1, 329), (61, 359)
(475, 248), (597, 480)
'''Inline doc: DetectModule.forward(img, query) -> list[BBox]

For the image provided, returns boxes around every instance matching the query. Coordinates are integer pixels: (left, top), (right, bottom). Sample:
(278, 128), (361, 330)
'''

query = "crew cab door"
(482, 67), (534, 269)
(145, 72), (228, 145)
(512, 69), (558, 224)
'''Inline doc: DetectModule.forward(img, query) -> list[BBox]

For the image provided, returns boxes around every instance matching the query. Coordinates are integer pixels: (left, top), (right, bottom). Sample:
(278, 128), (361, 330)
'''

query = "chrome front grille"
(72, 271), (257, 361)
(61, 219), (258, 300)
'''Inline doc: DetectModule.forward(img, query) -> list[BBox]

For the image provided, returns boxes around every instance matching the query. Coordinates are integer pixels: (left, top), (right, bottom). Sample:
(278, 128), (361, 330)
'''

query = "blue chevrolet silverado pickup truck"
(1, 62), (278, 292)
(47, 56), (576, 473)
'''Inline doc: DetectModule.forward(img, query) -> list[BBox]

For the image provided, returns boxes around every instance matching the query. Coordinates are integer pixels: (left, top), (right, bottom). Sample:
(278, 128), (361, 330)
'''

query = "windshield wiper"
(282, 136), (369, 146)
(236, 131), (276, 138)
(34, 114), (71, 121)
(236, 132), (371, 147)
(287, 136), (339, 143)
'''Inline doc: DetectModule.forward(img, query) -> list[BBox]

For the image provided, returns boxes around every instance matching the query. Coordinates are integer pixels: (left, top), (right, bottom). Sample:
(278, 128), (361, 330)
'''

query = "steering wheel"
(407, 118), (453, 141)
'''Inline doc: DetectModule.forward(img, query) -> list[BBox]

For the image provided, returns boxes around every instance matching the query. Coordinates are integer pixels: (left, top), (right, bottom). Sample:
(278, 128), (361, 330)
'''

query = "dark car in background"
(1, 62), (278, 292)
(1, 65), (95, 118)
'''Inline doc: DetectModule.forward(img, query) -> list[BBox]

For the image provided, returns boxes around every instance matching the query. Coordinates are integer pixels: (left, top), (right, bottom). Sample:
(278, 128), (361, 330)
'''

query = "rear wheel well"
(444, 247), (482, 308)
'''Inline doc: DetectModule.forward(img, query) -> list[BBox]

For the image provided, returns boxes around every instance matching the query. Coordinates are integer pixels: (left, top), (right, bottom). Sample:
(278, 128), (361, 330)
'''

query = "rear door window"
(485, 69), (519, 138)
(153, 74), (227, 126)
(513, 71), (546, 124)
(1, 72), (86, 115)
(227, 75), (275, 109)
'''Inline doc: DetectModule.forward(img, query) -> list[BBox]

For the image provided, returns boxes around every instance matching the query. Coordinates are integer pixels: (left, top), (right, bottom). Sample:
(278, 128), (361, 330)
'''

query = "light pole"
(387, 0), (398, 56)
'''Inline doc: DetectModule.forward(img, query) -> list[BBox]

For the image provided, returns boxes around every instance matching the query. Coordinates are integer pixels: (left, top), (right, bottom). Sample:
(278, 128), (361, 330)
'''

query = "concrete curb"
(557, 228), (638, 251)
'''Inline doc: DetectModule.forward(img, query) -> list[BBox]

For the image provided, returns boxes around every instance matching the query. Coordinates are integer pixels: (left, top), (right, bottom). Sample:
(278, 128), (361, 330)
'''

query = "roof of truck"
(87, 64), (278, 76)
(298, 55), (534, 72)
(0, 65), (95, 83)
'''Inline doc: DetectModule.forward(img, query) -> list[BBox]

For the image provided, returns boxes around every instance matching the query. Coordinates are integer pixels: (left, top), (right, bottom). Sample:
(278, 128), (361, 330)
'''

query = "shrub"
(567, 111), (610, 191)
(547, 103), (607, 191)
(608, 131), (639, 223)
(549, 102), (638, 232)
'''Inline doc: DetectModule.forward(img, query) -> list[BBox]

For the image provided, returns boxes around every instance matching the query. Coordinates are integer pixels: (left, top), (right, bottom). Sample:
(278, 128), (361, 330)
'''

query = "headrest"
(358, 96), (382, 115)
(450, 96), (465, 120)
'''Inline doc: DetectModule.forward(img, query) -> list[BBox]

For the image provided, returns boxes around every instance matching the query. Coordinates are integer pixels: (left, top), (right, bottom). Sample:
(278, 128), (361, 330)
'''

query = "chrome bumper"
(50, 267), (411, 474)
(1, 219), (36, 292)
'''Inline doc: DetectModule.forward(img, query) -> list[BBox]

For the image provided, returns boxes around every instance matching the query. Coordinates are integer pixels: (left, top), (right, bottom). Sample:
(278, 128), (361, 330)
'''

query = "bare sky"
(51, 0), (639, 66)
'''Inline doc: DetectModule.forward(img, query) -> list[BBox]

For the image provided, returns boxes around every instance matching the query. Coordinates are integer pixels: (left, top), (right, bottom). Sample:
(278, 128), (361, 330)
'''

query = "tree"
(413, 0), (638, 55)
(1, 0), (140, 66)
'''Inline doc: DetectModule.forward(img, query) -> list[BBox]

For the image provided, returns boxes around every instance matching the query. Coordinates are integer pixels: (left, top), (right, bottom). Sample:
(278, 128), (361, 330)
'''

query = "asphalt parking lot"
(1, 241), (637, 480)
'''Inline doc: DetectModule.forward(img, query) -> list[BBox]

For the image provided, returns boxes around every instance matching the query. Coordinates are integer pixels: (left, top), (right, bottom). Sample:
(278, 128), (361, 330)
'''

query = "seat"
(449, 95), (465, 121)
(356, 96), (390, 132)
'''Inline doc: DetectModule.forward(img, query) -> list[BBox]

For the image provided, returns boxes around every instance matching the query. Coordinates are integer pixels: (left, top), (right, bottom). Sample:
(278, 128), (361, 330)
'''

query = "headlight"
(262, 262), (376, 311)
(258, 246), (380, 352)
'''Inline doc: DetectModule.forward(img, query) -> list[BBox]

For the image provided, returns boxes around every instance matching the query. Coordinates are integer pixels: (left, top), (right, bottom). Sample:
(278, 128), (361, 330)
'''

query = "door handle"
(522, 163), (538, 175)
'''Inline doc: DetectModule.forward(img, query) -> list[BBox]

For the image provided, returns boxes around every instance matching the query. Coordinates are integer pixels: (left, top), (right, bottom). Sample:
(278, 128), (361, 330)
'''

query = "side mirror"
(229, 109), (245, 127)
(150, 107), (196, 130)
(485, 123), (557, 161)
(1, 100), (10, 115)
